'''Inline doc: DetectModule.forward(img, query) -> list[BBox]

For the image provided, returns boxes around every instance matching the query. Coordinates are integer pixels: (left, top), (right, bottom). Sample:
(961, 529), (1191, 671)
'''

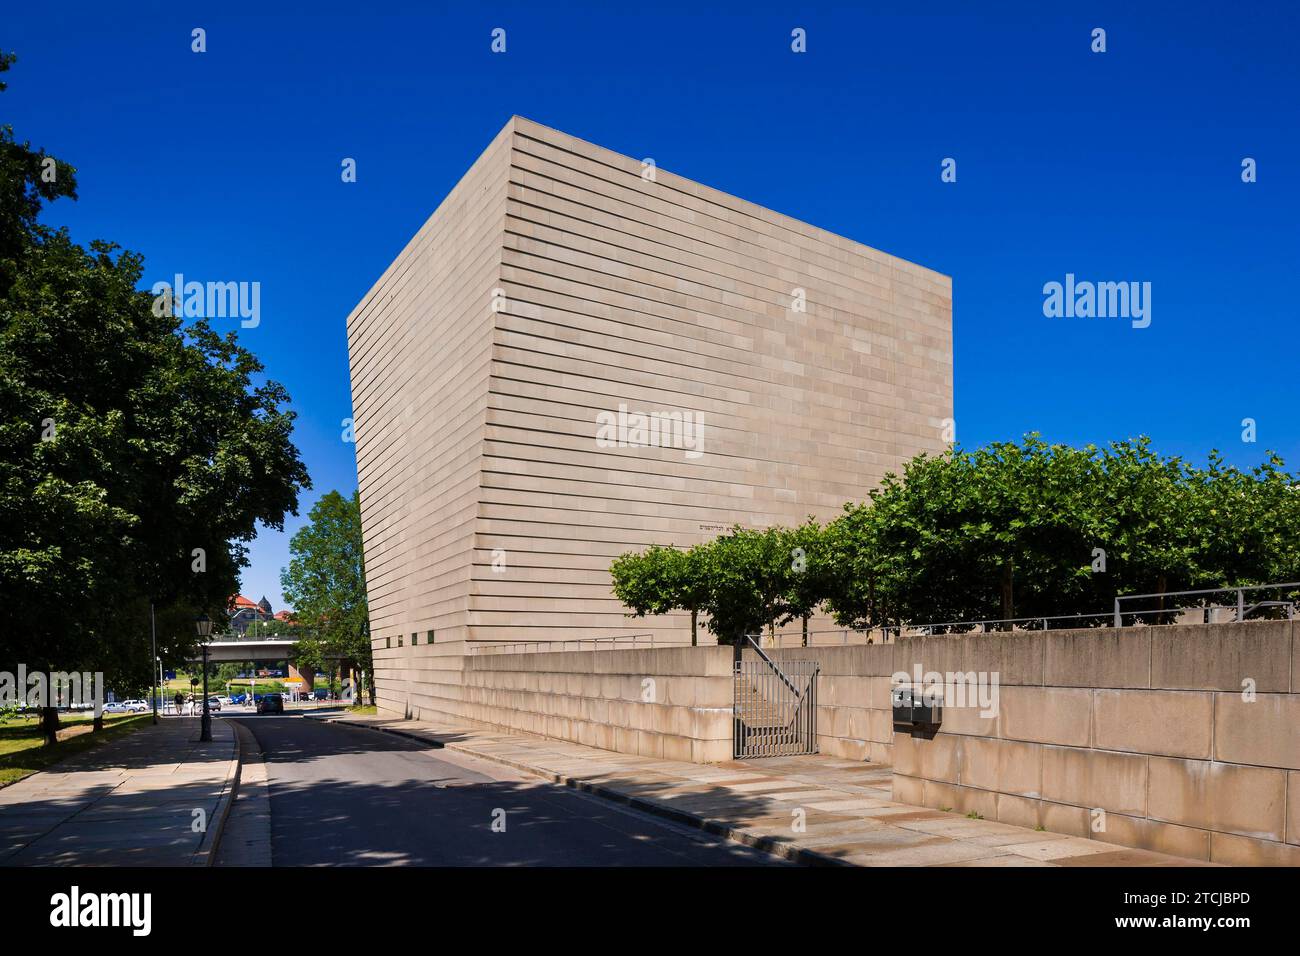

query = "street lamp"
(196, 614), (214, 742)
(150, 603), (158, 725)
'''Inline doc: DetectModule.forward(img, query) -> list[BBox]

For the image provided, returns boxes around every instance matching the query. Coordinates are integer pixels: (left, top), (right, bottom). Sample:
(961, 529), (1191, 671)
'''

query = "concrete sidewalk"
(0, 717), (239, 866)
(322, 712), (1208, 867)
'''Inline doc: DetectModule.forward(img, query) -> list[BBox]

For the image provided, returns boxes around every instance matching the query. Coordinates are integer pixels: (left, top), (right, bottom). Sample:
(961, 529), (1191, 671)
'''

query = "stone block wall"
(401, 643), (734, 763)
(889, 620), (1300, 865)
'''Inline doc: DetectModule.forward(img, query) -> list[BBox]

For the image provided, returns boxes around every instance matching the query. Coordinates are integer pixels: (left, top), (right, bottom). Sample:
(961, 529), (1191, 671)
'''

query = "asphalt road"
(230, 714), (785, 866)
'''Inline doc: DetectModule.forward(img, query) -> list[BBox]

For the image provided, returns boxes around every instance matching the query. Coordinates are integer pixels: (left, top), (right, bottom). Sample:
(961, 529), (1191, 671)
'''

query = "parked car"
(256, 694), (284, 715)
(229, 694), (247, 705)
(207, 697), (222, 712)
(313, 688), (329, 700)
(103, 701), (129, 714)
(121, 699), (149, 713)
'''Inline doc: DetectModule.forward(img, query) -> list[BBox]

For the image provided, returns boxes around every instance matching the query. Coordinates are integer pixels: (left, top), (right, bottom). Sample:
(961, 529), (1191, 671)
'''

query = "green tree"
(0, 52), (77, 299)
(696, 526), (806, 647)
(279, 490), (371, 702)
(613, 434), (1300, 639)
(783, 519), (831, 646)
(0, 53), (310, 742)
(610, 544), (712, 645)
(828, 435), (1300, 628)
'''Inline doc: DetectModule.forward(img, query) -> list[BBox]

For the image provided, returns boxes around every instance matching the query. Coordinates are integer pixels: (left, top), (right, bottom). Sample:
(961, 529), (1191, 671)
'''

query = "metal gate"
(733, 646), (818, 758)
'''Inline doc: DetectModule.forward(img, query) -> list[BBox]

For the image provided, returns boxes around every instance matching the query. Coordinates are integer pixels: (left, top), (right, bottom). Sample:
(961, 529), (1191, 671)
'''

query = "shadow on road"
(227, 715), (800, 867)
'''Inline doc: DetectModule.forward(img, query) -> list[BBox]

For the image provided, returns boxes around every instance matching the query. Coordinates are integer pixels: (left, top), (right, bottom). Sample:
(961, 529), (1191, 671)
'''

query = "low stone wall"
(889, 620), (1300, 865)
(389, 643), (734, 763)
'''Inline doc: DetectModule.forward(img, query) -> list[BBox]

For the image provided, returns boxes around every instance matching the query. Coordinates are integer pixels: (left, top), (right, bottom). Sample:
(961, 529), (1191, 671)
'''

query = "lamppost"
(150, 603), (158, 725)
(196, 614), (213, 742)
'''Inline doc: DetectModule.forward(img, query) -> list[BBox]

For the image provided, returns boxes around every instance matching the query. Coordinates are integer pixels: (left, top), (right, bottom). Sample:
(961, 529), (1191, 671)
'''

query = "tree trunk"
(802, 614), (809, 648)
(1000, 560), (1014, 628)
(92, 712), (104, 732)
(690, 608), (697, 647)
(40, 706), (59, 747)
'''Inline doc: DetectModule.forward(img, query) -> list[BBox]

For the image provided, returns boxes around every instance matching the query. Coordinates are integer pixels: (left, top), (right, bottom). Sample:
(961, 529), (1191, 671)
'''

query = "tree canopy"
(0, 52), (310, 722)
(279, 490), (371, 688)
(608, 435), (1300, 642)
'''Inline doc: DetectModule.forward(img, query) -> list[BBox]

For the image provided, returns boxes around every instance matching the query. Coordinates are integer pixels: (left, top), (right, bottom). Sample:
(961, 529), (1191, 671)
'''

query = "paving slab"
(319, 712), (1207, 868)
(0, 717), (239, 867)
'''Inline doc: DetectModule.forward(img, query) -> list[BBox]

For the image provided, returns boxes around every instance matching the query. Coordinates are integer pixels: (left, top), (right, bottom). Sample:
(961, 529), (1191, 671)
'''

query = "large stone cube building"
(346, 117), (951, 716)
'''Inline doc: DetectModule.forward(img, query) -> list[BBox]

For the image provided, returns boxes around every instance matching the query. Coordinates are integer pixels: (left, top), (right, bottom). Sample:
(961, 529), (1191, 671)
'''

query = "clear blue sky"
(7, 1), (1297, 608)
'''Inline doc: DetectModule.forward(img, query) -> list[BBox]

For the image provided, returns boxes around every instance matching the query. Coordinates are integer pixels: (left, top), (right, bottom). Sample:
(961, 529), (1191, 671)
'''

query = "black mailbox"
(913, 687), (942, 725)
(891, 685), (916, 724)
(892, 684), (942, 727)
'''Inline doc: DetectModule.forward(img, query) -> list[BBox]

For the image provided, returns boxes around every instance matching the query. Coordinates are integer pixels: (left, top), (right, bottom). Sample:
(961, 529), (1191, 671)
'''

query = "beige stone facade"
(346, 116), (952, 715)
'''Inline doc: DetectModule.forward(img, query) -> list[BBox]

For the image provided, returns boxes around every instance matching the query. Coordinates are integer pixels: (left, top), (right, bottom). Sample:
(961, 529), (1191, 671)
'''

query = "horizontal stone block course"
(1043, 628), (1149, 689)
(1095, 812), (1210, 861)
(893, 635), (965, 680)
(994, 793), (1041, 831)
(1147, 756), (1286, 841)
(1041, 746), (1148, 816)
(959, 631), (1044, 687)
(1150, 621), (1291, 692)
(1213, 693), (1300, 769)
(999, 686), (1092, 746)
(1092, 689), (1213, 759)
(960, 737), (1042, 798)
(1209, 831), (1300, 866)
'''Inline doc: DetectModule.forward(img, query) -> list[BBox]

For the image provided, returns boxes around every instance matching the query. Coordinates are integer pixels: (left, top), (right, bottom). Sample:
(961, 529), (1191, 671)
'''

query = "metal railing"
(759, 582), (1300, 641)
(891, 611), (1116, 635)
(1113, 582), (1300, 627)
(209, 632), (302, 643)
(748, 627), (882, 648)
(466, 633), (664, 655)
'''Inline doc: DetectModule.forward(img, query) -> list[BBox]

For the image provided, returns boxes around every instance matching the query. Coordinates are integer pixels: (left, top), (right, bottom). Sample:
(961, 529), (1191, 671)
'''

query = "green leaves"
(279, 490), (370, 671)
(0, 60), (309, 688)
(609, 522), (834, 646)
(608, 434), (1300, 636)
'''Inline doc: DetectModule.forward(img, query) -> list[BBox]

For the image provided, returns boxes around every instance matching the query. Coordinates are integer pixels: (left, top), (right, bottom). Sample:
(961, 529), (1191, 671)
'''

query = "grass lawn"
(348, 704), (378, 716)
(0, 712), (153, 788)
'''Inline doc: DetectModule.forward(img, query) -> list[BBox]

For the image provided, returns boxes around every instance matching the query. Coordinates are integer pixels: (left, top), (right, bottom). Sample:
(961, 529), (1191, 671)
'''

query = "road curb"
(212, 721), (273, 866)
(321, 716), (850, 867)
(190, 720), (241, 867)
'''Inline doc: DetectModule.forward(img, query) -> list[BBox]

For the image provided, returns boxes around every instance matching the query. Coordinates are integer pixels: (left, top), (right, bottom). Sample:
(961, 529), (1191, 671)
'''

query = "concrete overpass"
(183, 636), (361, 700)
(190, 637), (303, 663)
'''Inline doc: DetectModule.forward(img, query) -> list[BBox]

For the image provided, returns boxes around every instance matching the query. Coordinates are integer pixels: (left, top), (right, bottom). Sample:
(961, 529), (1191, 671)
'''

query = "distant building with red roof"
(227, 594), (292, 635)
